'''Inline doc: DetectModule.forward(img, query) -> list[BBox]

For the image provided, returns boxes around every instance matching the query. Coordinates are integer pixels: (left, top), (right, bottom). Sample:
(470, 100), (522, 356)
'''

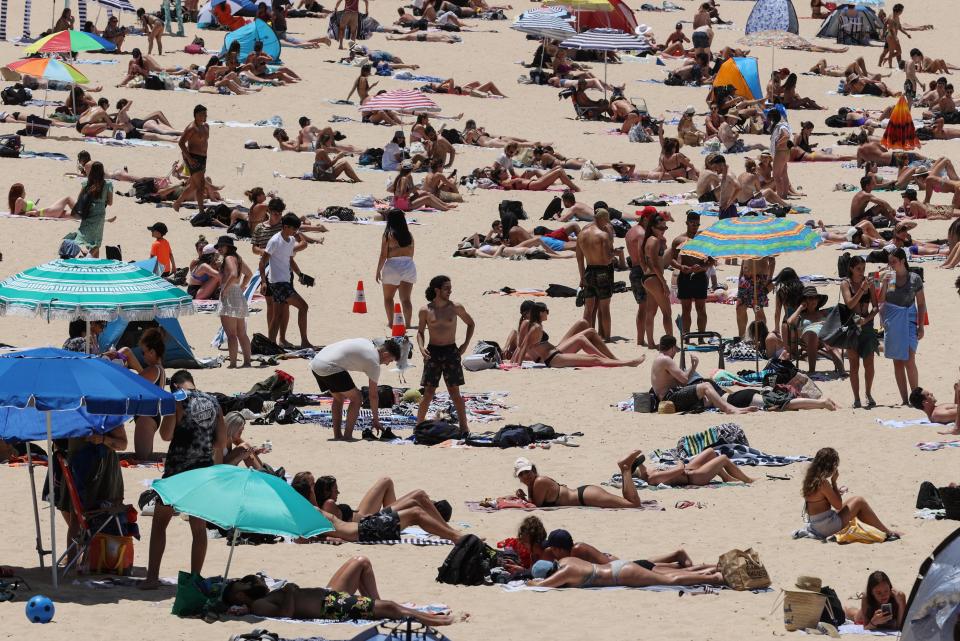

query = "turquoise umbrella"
(152, 465), (333, 579)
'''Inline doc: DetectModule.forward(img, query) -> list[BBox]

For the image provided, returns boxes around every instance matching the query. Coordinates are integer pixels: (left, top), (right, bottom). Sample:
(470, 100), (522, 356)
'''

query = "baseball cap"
(514, 457), (534, 477)
(544, 529), (574, 551)
(147, 222), (168, 235)
(201, 244), (217, 255)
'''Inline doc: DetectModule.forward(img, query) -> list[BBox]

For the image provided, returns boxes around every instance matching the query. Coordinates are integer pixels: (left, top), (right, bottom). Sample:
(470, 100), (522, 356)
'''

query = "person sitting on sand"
(631, 447), (756, 486)
(845, 570), (907, 631)
(510, 302), (644, 368)
(909, 48), (960, 75)
(787, 286), (844, 373)
(802, 447), (900, 540)
(651, 335), (757, 414)
(8, 183), (74, 218)
(790, 122), (856, 162)
(316, 504), (465, 543)
(909, 383), (960, 431)
(735, 159), (789, 206)
(513, 451), (651, 509)
(781, 73), (824, 110)
(222, 559), (457, 626)
(222, 412), (265, 470)
(314, 475), (451, 523)
(850, 176), (897, 225)
(312, 147), (362, 183)
(527, 555), (725, 589)
(391, 161), (453, 211)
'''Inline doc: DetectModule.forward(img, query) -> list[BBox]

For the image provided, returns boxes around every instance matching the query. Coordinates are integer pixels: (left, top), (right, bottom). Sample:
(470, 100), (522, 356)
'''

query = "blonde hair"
(224, 411), (246, 440)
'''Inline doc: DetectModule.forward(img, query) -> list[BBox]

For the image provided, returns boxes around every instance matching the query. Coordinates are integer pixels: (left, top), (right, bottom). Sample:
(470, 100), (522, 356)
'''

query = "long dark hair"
(425, 275), (450, 302)
(391, 165), (412, 197)
(220, 244), (243, 274)
(314, 475), (337, 506)
(784, 73), (798, 91)
(775, 267), (804, 308)
(529, 302), (548, 325)
(8, 183), (24, 213)
(85, 162), (105, 198)
(385, 209), (413, 247)
(802, 447), (839, 497)
(864, 570), (898, 625)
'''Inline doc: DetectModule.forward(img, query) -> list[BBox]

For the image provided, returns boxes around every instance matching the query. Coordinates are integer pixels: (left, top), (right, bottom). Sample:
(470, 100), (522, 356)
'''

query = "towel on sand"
(501, 580), (770, 595)
(466, 498), (663, 512)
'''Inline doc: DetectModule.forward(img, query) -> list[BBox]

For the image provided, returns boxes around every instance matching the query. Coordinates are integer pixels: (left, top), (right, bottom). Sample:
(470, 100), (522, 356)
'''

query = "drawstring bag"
(718, 548), (771, 591)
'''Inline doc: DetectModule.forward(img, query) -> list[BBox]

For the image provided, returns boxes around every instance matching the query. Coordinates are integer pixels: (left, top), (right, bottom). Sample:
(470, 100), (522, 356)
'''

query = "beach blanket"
(916, 439), (960, 451)
(501, 580), (769, 595)
(210, 115), (283, 128)
(24, 99), (63, 107)
(19, 151), (69, 161)
(83, 137), (174, 148)
(881, 302), (917, 361)
(0, 210), (72, 220)
(291, 392), (508, 430)
(74, 59), (119, 65)
(653, 444), (810, 467)
(465, 498), (663, 512)
(309, 526), (453, 547)
(800, 624), (899, 636)
(393, 71), (445, 83)
(915, 508), (946, 519)
(72, 576), (177, 589)
(605, 474), (745, 491)
(875, 417), (951, 429)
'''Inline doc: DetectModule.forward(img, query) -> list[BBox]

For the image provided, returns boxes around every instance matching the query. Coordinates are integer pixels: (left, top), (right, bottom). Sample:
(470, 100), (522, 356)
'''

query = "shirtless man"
(708, 154), (739, 219)
(222, 563), (456, 626)
(735, 158), (788, 206)
(75, 97), (118, 137)
(851, 176), (897, 225)
(856, 141), (927, 168)
(651, 335), (756, 414)
(670, 212), (710, 335)
(423, 126), (456, 168)
(625, 219), (648, 346)
(576, 209), (615, 340)
(416, 275), (475, 436)
(909, 382), (960, 432)
(173, 104), (209, 212)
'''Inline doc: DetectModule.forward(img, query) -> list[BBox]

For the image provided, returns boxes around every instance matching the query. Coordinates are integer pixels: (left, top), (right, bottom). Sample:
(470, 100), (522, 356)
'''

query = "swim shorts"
(736, 273), (769, 308)
(541, 236), (565, 252)
(358, 509), (402, 542)
(268, 280), (296, 304)
(313, 370), (356, 394)
(677, 271), (708, 300)
(629, 265), (647, 303)
(319, 589), (375, 621)
(421, 343), (465, 388)
(582, 264), (614, 300)
(662, 384), (703, 413)
(187, 153), (207, 173)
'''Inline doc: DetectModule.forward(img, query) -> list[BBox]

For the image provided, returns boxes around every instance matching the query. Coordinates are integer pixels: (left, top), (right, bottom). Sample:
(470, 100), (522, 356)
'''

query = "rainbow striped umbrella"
(679, 215), (821, 260)
(5, 58), (89, 84)
(24, 29), (116, 54)
(358, 89), (440, 114)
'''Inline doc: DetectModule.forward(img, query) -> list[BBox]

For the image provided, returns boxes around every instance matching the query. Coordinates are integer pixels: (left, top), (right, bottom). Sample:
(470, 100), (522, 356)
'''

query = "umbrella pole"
(86, 319), (90, 355)
(46, 411), (58, 589)
(26, 445), (45, 570)
(223, 529), (239, 582)
(753, 271), (759, 373)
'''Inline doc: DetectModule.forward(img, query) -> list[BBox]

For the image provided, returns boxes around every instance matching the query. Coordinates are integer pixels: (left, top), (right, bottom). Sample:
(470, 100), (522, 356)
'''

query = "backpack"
(104, 245), (122, 261)
(361, 385), (395, 409)
(251, 332), (284, 356)
(916, 481), (943, 510)
(529, 423), (557, 441)
(1, 84), (31, 105)
(190, 210), (215, 227)
(18, 114), (50, 138)
(837, 251), (852, 278)
(663, 71), (684, 86)
(440, 128), (463, 145)
(825, 114), (847, 128)
(132, 178), (156, 199)
(321, 205), (356, 222)
(144, 74), (165, 90)
(493, 425), (533, 449)
(609, 217), (630, 239)
(0, 134), (22, 158)
(358, 147), (383, 166)
(542, 195), (562, 220)
(545, 283), (577, 297)
(819, 586), (845, 627)
(436, 534), (499, 585)
(228, 219), (250, 238)
(414, 420), (461, 445)
(499, 199), (527, 220)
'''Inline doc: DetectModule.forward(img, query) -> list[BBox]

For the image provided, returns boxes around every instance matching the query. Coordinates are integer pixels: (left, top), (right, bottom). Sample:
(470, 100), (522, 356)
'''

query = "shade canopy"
(679, 215), (822, 260)
(152, 465), (334, 538)
(359, 89), (440, 114)
(0, 258), (194, 322)
(24, 29), (116, 54)
(5, 58), (89, 84)
(222, 19), (280, 62)
(713, 57), (764, 101)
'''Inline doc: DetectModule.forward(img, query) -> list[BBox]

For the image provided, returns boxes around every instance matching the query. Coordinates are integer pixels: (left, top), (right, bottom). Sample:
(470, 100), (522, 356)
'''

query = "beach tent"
(816, 5), (883, 44)
(198, 0), (251, 27)
(713, 57), (763, 101)
(901, 527), (960, 641)
(222, 18), (281, 61)
(216, 0), (258, 16)
(745, 0), (799, 35)
(548, 0), (637, 34)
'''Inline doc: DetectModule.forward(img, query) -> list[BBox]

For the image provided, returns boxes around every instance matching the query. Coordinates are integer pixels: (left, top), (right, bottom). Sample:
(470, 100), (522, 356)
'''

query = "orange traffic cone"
(391, 303), (406, 337)
(352, 280), (367, 314)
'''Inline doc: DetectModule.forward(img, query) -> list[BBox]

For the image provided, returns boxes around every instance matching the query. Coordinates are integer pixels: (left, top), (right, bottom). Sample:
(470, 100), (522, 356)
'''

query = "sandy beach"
(1, 0), (959, 639)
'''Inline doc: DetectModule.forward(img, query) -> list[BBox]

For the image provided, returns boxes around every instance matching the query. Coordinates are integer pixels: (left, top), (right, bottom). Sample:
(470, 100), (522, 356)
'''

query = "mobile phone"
(881, 604), (893, 616)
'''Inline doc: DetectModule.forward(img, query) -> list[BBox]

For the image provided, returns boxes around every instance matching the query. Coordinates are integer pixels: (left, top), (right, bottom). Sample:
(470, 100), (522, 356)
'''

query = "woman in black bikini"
(790, 122), (857, 162)
(513, 451), (649, 509)
(641, 214), (674, 347)
(511, 302), (645, 368)
(313, 475), (450, 524)
(657, 136), (698, 181)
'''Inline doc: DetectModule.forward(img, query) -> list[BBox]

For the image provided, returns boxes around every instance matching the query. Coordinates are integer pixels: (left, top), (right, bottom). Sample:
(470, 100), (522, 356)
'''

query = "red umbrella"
(882, 96), (920, 151)
(358, 89), (440, 114)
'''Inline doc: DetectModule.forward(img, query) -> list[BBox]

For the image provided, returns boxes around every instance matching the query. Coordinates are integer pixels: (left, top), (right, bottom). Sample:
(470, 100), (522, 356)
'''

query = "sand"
(1, 1), (959, 639)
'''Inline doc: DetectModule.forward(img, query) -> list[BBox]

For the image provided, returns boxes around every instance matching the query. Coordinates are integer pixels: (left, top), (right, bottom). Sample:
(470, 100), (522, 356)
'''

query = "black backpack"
(1, 84), (31, 106)
(18, 114), (50, 138)
(414, 420), (461, 445)
(542, 195), (562, 220)
(499, 199), (527, 220)
(529, 423), (557, 441)
(361, 384), (395, 409)
(358, 147), (383, 167)
(321, 205), (356, 222)
(837, 252), (852, 278)
(493, 425), (533, 449)
(144, 74), (165, 90)
(251, 332), (284, 356)
(436, 534), (498, 585)
(916, 481), (943, 510)
(440, 128), (463, 145)
(819, 586), (845, 627)
(546, 283), (577, 297)
(0, 134), (22, 158)
(610, 217), (630, 239)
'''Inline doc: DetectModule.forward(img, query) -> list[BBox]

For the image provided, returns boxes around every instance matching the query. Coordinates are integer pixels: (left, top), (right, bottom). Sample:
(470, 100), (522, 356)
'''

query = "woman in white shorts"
(376, 209), (417, 329)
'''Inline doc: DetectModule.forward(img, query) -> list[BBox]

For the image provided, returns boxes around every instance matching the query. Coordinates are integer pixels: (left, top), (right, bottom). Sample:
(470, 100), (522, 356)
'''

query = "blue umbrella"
(0, 348), (175, 588)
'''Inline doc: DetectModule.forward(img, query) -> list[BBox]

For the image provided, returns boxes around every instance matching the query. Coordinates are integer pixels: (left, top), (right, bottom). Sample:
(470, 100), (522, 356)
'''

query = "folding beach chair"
(679, 331), (726, 370)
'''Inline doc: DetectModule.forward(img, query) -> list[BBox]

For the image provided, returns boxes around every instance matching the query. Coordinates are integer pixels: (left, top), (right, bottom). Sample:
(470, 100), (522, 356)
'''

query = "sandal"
(675, 500), (696, 509)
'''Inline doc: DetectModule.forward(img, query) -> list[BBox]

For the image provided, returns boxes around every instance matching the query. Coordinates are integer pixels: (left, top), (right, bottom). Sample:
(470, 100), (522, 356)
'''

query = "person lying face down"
(527, 556), (725, 589)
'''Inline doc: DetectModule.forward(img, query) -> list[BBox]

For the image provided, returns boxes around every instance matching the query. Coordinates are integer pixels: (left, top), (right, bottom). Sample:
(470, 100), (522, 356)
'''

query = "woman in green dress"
(76, 162), (114, 257)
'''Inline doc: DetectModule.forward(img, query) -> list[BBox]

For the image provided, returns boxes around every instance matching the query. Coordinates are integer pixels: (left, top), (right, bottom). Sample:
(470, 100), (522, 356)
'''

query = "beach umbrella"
(152, 465), (334, 580)
(0, 258), (194, 323)
(359, 89), (440, 114)
(900, 528), (960, 641)
(881, 95), (920, 150)
(24, 29), (116, 54)
(559, 28), (651, 98)
(512, 12), (576, 74)
(89, 0), (136, 12)
(0, 347), (176, 588)
(680, 215), (821, 369)
(4, 57), (88, 118)
(713, 57), (764, 101)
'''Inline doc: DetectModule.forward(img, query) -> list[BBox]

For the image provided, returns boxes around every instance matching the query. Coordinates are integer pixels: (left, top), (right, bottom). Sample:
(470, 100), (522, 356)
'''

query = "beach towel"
(393, 71), (445, 83)
(880, 302), (917, 361)
(0, 210), (73, 220)
(501, 579), (769, 594)
(654, 444), (810, 468)
(83, 137), (174, 149)
(916, 440), (960, 452)
(605, 474), (745, 491)
(465, 498), (663, 512)
(74, 59), (119, 65)
(210, 115), (283, 128)
(313, 526), (454, 546)
(20, 150), (69, 161)
(915, 508), (946, 519)
(875, 417), (952, 429)
(799, 623), (899, 636)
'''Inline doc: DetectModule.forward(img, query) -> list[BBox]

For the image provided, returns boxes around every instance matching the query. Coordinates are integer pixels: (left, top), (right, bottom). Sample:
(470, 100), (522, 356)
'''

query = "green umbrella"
(0, 258), (194, 322)
(152, 465), (334, 579)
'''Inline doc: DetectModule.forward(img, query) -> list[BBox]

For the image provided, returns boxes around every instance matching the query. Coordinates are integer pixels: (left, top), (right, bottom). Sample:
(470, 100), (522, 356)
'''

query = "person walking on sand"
(333, 0), (368, 49)
(174, 105), (209, 213)
(670, 212), (711, 336)
(576, 208), (615, 341)
(376, 209), (417, 330)
(259, 213), (315, 349)
(216, 236), (253, 368)
(415, 275), (475, 436)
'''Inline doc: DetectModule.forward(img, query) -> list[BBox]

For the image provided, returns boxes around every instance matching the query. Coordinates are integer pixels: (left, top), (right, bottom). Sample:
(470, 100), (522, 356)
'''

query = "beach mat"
(465, 499), (663, 512)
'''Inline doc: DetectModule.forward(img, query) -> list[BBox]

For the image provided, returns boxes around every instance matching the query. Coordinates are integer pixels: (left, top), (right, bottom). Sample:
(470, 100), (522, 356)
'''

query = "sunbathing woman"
(845, 571), (907, 632)
(514, 451), (650, 509)
(528, 556), (725, 589)
(8, 183), (74, 218)
(810, 57), (888, 80)
(222, 41), (282, 86)
(658, 135), (699, 181)
(386, 32), (462, 43)
(918, 117), (960, 140)
(118, 48), (182, 86)
(511, 302), (643, 368)
(245, 41), (301, 84)
(462, 119), (541, 148)
(314, 475), (450, 524)
(203, 56), (260, 95)
(781, 73), (824, 110)
(843, 73), (898, 97)
(493, 167), (580, 192)
(532, 146), (611, 172)
(802, 447), (900, 540)
(313, 148), (362, 183)
(631, 447), (755, 486)
(391, 162), (453, 211)
(421, 78), (506, 98)
(790, 122), (856, 162)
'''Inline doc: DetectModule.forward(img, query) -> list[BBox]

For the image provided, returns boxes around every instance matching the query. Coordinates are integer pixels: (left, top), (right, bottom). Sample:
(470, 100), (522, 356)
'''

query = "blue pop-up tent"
(222, 18), (281, 62)
(713, 57), (763, 101)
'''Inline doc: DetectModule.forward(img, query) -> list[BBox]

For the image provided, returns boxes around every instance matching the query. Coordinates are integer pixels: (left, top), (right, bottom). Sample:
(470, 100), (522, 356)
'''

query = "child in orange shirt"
(147, 222), (176, 275)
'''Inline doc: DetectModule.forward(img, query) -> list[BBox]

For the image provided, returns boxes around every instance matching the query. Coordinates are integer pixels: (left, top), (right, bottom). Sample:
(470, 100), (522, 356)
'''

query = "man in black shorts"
(310, 337), (404, 440)
(670, 212), (711, 335)
(415, 275), (475, 435)
(141, 370), (226, 590)
(576, 208), (616, 339)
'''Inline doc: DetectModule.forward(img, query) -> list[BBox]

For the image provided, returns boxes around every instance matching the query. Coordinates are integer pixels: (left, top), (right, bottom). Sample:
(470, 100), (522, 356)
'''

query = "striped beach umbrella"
(5, 57), (89, 84)
(678, 215), (821, 260)
(0, 259), (194, 322)
(512, 12), (576, 42)
(559, 28), (652, 96)
(90, 0), (136, 12)
(23, 29), (116, 54)
(359, 89), (440, 114)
